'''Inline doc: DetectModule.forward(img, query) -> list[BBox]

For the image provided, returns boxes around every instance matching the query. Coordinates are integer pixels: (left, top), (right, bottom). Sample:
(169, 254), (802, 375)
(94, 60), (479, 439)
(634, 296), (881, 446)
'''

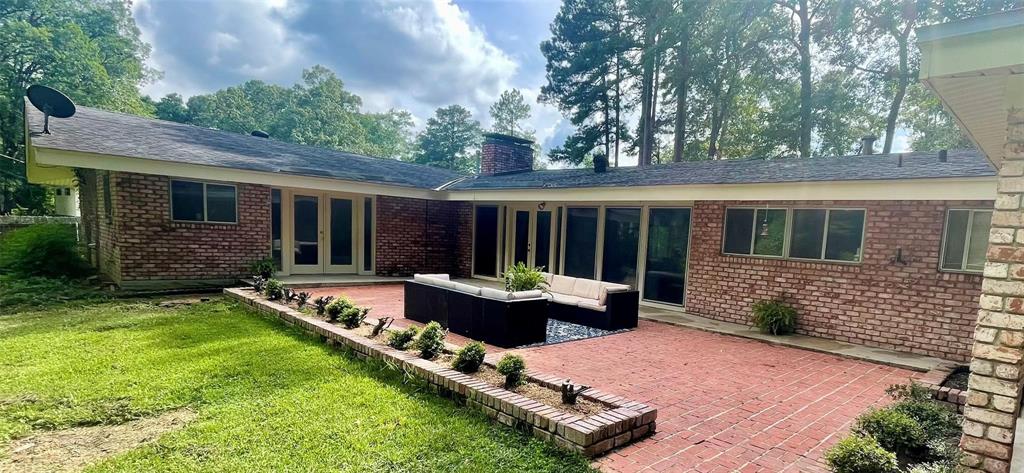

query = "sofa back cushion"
(540, 272), (554, 286)
(549, 275), (576, 295)
(479, 287), (511, 300)
(414, 274), (455, 289)
(571, 278), (602, 300)
(599, 283), (631, 304)
(451, 281), (482, 296)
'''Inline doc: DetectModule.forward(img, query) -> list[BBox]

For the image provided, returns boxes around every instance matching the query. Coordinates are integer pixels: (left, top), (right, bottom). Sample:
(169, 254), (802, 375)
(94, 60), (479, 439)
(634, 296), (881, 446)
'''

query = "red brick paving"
(310, 284), (919, 472)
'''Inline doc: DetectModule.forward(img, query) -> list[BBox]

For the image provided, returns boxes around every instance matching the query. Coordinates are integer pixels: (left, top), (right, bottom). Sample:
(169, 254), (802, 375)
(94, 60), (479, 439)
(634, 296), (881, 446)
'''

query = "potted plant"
(502, 262), (546, 292)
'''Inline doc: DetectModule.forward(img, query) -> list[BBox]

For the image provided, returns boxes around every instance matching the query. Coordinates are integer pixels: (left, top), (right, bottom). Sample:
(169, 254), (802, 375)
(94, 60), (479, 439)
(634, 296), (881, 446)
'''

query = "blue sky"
(133, 0), (574, 157)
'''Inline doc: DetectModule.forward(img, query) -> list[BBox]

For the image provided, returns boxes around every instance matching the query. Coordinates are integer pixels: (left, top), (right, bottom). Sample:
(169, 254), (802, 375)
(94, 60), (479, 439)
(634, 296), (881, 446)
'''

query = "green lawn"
(0, 297), (594, 472)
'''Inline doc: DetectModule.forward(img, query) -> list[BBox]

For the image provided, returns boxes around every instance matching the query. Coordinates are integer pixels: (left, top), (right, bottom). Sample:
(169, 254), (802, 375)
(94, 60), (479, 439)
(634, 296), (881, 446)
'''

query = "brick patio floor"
(312, 284), (919, 472)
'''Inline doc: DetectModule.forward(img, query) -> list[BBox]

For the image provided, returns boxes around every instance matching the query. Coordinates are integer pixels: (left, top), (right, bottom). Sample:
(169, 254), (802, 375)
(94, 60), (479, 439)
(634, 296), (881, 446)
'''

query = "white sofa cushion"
(571, 278), (602, 300)
(414, 274), (454, 288)
(509, 290), (544, 300)
(540, 272), (554, 286)
(479, 287), (511, 300)
(550, 293), (586, 306)
(414, 273), (450, 280)
(577, 299), (608, 312)
(450, 281), (482, 295)
(599, 283), (631, 304)
(549, 275), (576, 295)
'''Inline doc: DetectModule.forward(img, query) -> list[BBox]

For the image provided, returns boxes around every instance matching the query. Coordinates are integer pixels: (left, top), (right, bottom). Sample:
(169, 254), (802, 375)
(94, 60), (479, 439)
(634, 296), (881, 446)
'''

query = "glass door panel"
(327, 197), (356, 272)
(643, 208), (691, 305)
(535, 211), (552, 271)
(512, 210), (531, 266)
(564, 207), (598, 278)
(473, 206), (499, 277)
(293, 194), (320, 273)
(602, 208), (641, 286)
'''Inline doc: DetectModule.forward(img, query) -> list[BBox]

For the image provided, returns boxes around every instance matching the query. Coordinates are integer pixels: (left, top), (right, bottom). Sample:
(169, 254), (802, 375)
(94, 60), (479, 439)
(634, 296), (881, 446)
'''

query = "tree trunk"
(883, 35), (910, 154)
(650, 49), (662, 164)
(672, 25), (689, 163)
(797, 0), (812, 158)
(638, 20), (656, 167)
(602, 71), (611, 159)
(614, 19), (622, 167)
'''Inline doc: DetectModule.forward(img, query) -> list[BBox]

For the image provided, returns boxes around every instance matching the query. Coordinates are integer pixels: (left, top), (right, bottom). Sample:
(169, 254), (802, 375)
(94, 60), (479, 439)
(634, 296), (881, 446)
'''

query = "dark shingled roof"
(26, 102), (465, 190)
(447, 149), (995, 190)
(27, 102), (995, 192)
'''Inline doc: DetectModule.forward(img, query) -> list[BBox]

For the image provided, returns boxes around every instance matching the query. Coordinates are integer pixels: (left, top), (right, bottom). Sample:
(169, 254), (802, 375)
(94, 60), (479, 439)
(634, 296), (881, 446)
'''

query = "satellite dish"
(26, 85), (76, 134)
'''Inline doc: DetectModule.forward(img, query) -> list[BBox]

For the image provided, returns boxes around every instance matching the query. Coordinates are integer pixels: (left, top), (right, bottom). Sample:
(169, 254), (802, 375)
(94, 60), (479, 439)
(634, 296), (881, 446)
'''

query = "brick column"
(961, 103), (1024, 472)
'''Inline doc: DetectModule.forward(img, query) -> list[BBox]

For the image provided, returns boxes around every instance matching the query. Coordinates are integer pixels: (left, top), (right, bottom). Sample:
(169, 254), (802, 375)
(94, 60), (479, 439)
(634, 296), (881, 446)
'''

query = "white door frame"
(280, 188), (367, 276)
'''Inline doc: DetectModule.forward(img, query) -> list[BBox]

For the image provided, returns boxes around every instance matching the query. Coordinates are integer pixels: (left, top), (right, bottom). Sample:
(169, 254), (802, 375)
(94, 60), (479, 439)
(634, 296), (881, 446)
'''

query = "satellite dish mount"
(26, 85), (76, 134)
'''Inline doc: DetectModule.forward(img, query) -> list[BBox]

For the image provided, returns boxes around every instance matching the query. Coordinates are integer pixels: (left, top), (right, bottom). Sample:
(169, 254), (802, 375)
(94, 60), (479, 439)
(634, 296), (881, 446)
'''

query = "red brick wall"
(111, 172), (270, 282)
(375, 195), (472, 277)
(686, 200), (991, 362)
(76, 169), (121, 282)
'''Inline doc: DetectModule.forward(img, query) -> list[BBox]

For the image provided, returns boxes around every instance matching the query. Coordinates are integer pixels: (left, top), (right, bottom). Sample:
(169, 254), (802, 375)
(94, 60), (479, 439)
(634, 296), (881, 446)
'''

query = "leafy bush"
(906, 457), (964, 473)
(264, 279), (284, 301)
(387, 326), (419, 350)
(325, 297), (354, 322)
(825, 435), (900, 473)
(452, 342), (486, 373)
(750, 299), (796, 335)
(496, 354), (526, 389)
(296, 291), (311, 308)
(854, 407), (927, 456)
(414, 321), (446, 359)
(0, 224), (90, 278)
(251, 276), (268, 293)
(339, 307), (369, 329)
(502, 262), (546, 292)
(248, 257), (276, 278)
(313, 296), (334, 316)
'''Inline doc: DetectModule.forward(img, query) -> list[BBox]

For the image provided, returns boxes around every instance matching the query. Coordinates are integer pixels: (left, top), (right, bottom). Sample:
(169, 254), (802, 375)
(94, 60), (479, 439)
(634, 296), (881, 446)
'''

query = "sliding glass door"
(643, 208), (691, 305)
(563, 207), (599, 278)
(473, 206), (500, 277)
(602, 208), (641, 286)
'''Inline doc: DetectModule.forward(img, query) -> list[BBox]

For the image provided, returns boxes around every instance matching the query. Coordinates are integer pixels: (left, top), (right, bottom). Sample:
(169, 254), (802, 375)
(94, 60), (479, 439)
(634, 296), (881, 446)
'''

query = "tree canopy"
(412, 105), (482, 173)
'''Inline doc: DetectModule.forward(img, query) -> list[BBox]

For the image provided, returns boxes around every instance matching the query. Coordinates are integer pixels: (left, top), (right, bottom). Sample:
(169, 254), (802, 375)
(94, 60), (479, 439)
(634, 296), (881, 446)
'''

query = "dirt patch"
(942, 366), (970, 391)
(1, 408), (196, 473)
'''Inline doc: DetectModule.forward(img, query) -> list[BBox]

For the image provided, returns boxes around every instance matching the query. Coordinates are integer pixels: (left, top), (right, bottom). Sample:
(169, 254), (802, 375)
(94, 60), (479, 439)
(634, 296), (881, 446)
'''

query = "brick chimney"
(480, 132), (534, 175)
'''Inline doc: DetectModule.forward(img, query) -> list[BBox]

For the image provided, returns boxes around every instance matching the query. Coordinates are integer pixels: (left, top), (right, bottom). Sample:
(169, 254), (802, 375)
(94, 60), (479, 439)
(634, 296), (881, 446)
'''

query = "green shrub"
(325, 297), (354, 322)
(496, 354), (526, 389)
(387, 326), (419, 350)
(248, 257), (276, 278)
(339, 307), (369, 329)
(264, 279), (284, 301)
(414, 321), (446, 359)
(0, 224), (90, 278)
(750, 299), (796, 335)
(502, 262), (546, 292)
(854, 407), (926, 456)
(825, 434), (900, 473)
(452, 342), (486, 373)
(907, 457), (964, 473)
(892, 400), (961, 445)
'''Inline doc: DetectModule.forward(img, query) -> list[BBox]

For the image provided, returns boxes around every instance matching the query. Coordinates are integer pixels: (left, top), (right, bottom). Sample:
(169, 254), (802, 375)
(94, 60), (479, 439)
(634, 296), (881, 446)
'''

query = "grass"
(0, 275), (107, 314)
(0, 296), (594, 472)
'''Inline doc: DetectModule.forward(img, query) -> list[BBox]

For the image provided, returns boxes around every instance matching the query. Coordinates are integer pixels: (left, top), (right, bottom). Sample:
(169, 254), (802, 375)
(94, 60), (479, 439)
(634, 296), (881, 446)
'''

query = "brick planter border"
(918, 363), (968, 413)
(225, 288), (657, 457)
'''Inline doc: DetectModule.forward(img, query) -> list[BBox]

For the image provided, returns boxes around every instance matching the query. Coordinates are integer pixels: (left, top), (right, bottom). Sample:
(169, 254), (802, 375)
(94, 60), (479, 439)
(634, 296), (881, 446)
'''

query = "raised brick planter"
(225, 288), (657, 457)
(917, 363), (968, 413)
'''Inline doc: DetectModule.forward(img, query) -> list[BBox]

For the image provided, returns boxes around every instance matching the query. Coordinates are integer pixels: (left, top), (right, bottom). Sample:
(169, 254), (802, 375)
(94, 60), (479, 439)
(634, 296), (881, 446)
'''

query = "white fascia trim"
(444, 177), (997, 202)
(33, 147), (444, 200)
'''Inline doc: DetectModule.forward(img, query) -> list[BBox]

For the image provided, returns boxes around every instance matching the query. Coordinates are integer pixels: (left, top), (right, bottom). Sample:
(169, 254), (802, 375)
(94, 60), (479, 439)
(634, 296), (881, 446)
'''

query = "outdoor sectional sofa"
(404, 273), (639, 348)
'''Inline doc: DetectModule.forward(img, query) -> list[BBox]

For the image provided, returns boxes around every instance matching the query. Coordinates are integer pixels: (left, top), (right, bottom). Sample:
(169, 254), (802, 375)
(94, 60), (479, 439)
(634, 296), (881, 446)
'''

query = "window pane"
(643, 208), (691, 305)
(271, 189), (282, 269)
(790, 209), (826, 259)
(752, 209), (787, 256)
(564, 207), (598, 278)
(554, 207), (563, 274)
(942, 210), (969, 270)
(535, 211), (552, 271)
(966, 211), (992, 271)
(723, 208), (754, 254)
(364, 198), (373, 272)
(206, 184), (236, 223)
(293, 195), (319, 265)
(824, 210), (865, 262)
(330, 198), (353, 265)
(513, 210), (530, 265)
(473, 206), (499, 277)
(602, 208), (641, 286)
(171, 180), (204, 221)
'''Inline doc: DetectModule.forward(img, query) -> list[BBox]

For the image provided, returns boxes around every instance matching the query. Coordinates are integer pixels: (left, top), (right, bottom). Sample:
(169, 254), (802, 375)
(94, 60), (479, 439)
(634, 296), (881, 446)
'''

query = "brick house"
(24, 100), (997, 363)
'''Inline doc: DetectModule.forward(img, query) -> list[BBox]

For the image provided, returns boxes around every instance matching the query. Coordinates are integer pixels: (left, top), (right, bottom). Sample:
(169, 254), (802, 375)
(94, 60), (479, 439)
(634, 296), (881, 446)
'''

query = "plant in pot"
(502, 262), (546, 292)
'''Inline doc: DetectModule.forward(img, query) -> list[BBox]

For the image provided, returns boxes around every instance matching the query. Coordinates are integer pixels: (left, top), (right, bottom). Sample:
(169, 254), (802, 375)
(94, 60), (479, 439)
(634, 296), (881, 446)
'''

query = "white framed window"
(722, 207), (866, 263)
(170, 179), (238, 223)
(941, 209), (992, 273)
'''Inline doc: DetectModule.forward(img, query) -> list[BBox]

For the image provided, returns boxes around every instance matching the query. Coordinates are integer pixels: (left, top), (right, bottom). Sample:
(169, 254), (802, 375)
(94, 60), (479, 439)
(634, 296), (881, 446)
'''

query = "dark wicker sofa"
(542, 273), (640, 331)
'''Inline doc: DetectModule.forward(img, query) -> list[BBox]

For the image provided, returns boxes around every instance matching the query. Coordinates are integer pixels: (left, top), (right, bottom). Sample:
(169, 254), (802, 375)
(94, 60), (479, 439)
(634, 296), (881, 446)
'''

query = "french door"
(506, 206), (555, 271)
(292, 192), (357, 274)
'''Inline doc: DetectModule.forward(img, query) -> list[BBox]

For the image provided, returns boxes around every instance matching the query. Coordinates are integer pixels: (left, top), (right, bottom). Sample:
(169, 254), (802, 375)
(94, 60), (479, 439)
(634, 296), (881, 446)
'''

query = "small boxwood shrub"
(264, 279), (284, 301)
(750, 299), (796, 335)
(325, 297), (354, 322)
(854, 407), (927, 456)
(0, 224), (90, 278)
(452, 342), (486, 373)
(387, 326), (419, 350)
(339, 307), (369, 329)
(825, 434), (900, 473)
(414, 321), (446, 359)
(496, 354), (526, 389)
